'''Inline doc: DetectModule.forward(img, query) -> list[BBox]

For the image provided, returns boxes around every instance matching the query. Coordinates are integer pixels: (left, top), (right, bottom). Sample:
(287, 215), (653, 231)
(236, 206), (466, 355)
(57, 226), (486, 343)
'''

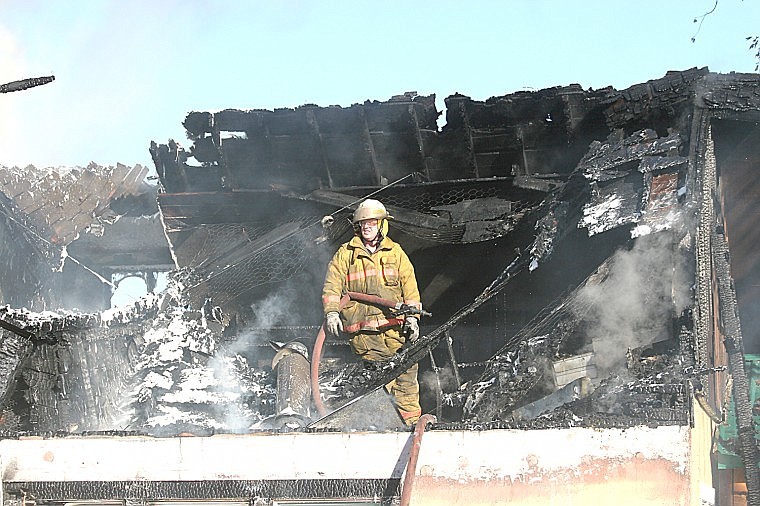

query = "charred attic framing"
(0, 68), (759, 504)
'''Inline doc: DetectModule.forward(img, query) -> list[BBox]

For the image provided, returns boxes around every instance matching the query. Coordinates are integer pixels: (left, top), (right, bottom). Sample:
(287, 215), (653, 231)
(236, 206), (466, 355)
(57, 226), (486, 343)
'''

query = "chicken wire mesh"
(382, 181), (540, 243)
(177, 216), (350, 308)
(174, 181), (544, 309)
(381, 181), (515, 211)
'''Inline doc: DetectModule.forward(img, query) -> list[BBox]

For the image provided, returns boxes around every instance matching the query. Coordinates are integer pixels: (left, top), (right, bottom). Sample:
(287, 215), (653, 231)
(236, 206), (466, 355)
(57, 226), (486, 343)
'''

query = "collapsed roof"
(0, 69), (757, 462)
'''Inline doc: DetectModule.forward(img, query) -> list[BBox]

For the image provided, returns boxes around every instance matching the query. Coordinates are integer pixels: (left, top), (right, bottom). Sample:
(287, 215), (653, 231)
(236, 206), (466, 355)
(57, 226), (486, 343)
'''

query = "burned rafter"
(448, 95), (480, 178)
(304, 108), (335, 188)
(408, 102), (432, 180)
(604, 67), (708, 129)
(359, 107), (383, 185)
(304, 188), (452, 230)
(0, 295), (160, 337)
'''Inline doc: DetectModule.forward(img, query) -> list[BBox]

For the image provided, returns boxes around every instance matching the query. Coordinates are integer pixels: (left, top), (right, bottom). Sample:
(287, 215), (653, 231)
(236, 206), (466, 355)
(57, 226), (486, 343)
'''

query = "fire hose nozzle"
(394, 303), (432, 318)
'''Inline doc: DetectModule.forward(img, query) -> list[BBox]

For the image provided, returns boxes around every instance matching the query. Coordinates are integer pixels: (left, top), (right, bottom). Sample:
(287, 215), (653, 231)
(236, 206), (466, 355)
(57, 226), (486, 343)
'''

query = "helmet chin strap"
(360, 219), (384, 248)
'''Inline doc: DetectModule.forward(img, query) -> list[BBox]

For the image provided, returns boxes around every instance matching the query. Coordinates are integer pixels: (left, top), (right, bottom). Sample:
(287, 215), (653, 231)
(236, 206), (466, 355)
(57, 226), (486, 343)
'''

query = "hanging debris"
(0, 76), (54, 94)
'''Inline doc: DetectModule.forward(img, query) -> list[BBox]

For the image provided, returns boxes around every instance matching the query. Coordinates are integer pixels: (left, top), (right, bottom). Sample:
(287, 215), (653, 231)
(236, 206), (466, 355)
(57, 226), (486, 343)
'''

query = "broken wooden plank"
(306, 189), (450, 230)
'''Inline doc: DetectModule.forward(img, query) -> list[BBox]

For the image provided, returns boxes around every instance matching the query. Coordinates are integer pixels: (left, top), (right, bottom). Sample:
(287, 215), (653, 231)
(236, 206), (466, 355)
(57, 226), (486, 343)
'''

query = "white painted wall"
(0, 425), (689, 484)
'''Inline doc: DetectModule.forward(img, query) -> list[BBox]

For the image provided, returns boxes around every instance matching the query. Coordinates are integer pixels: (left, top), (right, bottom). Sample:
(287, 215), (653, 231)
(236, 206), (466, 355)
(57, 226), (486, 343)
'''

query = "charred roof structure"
(0, 68), (759, 505)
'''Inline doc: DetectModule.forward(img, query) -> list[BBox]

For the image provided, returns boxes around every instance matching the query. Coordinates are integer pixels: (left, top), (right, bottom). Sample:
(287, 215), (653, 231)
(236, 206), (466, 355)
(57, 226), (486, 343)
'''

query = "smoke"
(574, 231), (691, 373)
(206, 281), (306, 429)
(115, 224), (342, 433)
(420, 364), (460, 400)
(226, 281), (305, 354)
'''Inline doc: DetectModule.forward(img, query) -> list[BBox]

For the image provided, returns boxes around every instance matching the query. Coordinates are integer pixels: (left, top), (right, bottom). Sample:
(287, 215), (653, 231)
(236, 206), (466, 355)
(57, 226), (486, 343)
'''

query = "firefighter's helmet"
(352, 199), (393, 224)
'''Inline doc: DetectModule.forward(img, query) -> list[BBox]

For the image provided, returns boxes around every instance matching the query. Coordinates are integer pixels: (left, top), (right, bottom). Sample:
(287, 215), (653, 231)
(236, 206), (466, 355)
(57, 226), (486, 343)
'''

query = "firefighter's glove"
(325, 311), (343, 336)
(406, 316), (419, 342)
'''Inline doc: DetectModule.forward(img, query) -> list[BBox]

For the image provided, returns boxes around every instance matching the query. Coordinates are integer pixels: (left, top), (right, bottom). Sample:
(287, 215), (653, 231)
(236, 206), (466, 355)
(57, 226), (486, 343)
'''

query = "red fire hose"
(310, 322), (330, 417)
(400, 413), (437, 506)
(311, 294), (350, 417)
(310, 291), (422, 417)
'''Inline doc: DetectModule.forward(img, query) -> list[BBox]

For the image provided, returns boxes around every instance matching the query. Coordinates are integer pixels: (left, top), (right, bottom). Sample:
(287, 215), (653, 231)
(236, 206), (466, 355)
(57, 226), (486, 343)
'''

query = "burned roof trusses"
(0, 163), (152, 246)
(152, 67), (712, 199)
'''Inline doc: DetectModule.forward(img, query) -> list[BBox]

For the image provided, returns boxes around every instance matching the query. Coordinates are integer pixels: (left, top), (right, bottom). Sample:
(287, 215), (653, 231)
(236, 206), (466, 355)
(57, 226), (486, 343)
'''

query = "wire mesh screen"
(178, 217), (351, 308)
(381, 182), (509, 211)
(173, 180), (544, 309)
(379, 181), (540, 244)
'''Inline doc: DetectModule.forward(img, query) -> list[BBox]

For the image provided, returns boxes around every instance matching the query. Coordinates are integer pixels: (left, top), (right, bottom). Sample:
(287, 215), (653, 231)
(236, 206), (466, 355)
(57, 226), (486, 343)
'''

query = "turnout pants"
(349, 326), (421, 425)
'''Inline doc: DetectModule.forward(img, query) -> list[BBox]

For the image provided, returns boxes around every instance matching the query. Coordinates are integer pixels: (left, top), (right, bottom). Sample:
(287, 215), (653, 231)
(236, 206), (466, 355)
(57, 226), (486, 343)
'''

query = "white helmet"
(352, 199), (393, 224)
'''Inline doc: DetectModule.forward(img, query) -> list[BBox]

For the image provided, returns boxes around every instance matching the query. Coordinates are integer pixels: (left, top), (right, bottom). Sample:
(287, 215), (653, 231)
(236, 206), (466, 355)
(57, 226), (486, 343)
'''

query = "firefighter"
(322, 199), (423, 425)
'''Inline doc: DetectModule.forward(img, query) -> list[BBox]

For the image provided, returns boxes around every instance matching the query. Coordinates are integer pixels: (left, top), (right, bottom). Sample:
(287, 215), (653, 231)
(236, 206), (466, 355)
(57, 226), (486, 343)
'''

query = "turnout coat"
(322, 235), (421, 334)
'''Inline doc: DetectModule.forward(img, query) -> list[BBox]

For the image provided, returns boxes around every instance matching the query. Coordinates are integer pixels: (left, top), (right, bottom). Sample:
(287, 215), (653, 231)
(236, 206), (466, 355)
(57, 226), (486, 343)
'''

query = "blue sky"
(1, 0), (759, 170)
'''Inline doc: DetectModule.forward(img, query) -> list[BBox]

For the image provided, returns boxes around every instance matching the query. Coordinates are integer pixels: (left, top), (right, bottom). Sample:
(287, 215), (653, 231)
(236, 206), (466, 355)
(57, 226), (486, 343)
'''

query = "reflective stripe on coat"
(322, 235), (421, 332)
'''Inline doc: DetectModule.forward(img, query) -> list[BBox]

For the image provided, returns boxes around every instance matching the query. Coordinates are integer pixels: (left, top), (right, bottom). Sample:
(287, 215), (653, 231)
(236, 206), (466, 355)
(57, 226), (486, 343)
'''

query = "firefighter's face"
(359, 219), (379, 241)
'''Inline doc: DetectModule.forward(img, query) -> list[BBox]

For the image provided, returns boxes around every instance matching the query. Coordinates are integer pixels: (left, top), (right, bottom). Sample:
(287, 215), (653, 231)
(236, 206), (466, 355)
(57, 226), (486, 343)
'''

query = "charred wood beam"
(0, 329), (34, 408)
(693, 118), (714, 382)
(445, 330), (462, 387)
(359, 109), (383, 185)
(517, 126), (533, 176)
(427, 348), (444, 419)
(513, 175), (563, 193)
(408, 104), (431, 181)
(0, 318), (34, 339)
(149, 141), (190, 193)
(0, 297), (159, 338)
(714, 231), (760, 506)
(305, 189), (450, 229)
(211, 117), (237, 191)
(451, 97), (479, 178)
(0, 76), (54, 93)
(305, 108), (334, 188)
(0, 321), (39, 415)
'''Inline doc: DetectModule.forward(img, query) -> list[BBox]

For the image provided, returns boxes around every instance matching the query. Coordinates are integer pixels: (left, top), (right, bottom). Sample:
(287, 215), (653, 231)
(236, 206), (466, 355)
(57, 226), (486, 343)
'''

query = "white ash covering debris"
(580, 194), (628, 235)
(0, 295), (157, 335)
(0, 273), (276, 436)
(124, 305), (275, 436)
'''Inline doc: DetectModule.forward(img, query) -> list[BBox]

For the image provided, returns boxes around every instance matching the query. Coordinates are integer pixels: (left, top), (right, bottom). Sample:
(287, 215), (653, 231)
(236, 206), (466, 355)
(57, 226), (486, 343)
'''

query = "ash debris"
(117, 279), (277, 436)
(0, 275), (277, 437)
(463, 230), (695, 428)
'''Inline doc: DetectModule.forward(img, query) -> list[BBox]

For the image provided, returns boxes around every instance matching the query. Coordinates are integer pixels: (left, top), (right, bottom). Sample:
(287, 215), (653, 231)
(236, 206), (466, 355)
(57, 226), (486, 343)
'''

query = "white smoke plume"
(574, 231), (691, 374)
(208, 282), (303, 429)
(420, 364), (459, 395)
